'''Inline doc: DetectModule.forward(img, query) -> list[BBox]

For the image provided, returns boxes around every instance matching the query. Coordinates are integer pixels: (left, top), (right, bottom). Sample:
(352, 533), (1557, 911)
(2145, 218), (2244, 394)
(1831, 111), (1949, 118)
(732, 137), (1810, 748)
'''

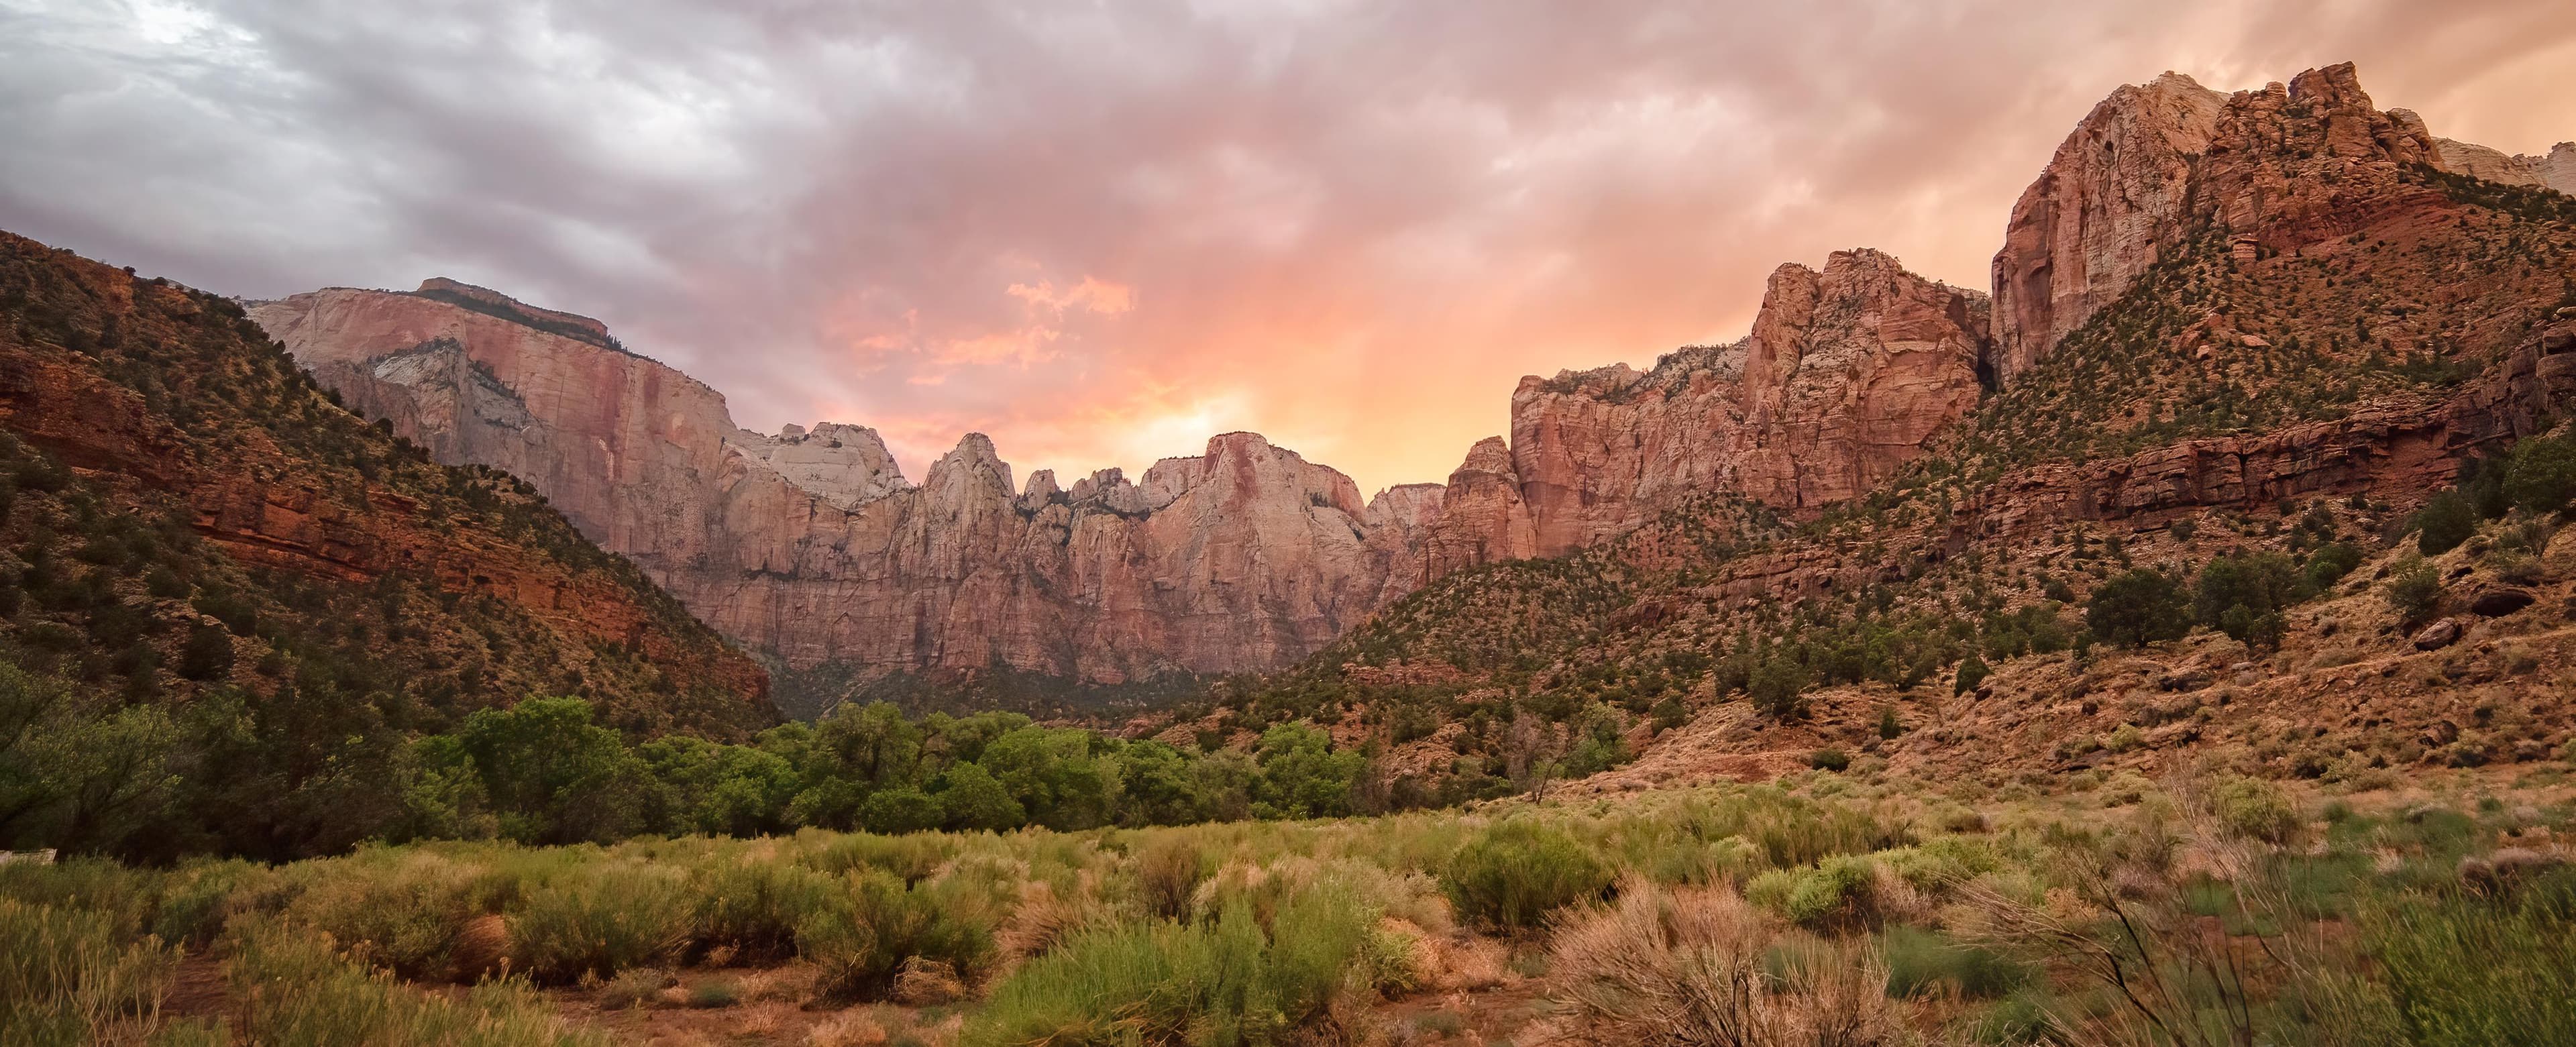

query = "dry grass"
(804, 1010), (890, 1047)
(993, 876), (1117, 965)
(891, 956), (967, 1005)
(1546, 877), (1901, 1046)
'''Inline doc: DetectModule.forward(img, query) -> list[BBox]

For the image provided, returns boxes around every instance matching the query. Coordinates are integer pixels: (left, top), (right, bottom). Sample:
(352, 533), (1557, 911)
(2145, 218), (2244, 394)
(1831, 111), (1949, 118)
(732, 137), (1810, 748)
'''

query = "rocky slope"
(0, 231), (771, 739)
(1988, 62), (2563, 379)
(1179, 62), (2576, 801)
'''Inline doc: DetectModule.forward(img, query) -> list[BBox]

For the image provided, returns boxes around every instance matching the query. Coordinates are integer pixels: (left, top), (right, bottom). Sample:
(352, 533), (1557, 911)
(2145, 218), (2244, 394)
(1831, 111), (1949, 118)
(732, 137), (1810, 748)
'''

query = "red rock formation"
(1991, 62), (2546, 377)
(1418, 437), (1535, 577)
(1495, 249), (1990, 557)
(254, 287), (1440, 683)
(1990, 72), (2228, 381)
(0, 235), (769, 735)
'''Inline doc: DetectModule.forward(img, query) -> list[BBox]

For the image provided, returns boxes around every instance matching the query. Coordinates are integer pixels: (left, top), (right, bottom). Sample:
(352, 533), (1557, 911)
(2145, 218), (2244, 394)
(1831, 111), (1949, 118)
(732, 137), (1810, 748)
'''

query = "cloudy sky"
(4, 1), (2573, 494)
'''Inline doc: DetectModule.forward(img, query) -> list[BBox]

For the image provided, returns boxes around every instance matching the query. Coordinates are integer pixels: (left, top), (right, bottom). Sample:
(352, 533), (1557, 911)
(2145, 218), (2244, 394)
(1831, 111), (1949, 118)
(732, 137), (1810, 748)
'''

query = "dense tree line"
(0, 661), (1387, 861)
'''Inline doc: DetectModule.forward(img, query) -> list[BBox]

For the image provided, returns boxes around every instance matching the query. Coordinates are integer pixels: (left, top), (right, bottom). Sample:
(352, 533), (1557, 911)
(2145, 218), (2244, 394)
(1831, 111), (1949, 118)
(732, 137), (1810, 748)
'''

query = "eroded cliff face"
(2431, 139), (2576, 194)
(1989, 71), (2229, 381)
(1487, 249), (1992, 557)
(0, 234), (771, 738)
(254, 62), (2565, 690)
(254, 285), (1440, 683)
(1990, 62), (2554, 377)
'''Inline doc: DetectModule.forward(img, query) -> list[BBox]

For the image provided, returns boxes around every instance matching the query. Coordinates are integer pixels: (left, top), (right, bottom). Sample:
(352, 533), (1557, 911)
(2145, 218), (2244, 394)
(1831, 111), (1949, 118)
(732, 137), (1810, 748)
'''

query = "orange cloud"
(13, 0), (2575, 497)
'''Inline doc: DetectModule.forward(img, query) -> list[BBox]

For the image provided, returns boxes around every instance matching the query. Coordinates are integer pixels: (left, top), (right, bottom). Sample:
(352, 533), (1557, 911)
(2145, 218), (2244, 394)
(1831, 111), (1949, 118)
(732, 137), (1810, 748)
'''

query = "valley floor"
(11, 760), (2576, 1046)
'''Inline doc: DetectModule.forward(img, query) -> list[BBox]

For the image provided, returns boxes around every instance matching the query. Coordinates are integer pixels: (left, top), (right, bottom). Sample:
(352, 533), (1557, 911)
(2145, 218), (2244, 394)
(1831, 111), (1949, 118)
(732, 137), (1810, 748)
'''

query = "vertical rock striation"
(255, 61), (2562, 686)
(1990, 62), (2553, 377)
(254, 284), (1438, 682)
(1484, 250), (1992, 558)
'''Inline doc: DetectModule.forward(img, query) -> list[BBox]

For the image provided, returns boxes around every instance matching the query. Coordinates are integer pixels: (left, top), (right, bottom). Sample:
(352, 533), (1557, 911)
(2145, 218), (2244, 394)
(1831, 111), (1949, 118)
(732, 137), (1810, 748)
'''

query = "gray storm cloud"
(4, 0), (2572, 492)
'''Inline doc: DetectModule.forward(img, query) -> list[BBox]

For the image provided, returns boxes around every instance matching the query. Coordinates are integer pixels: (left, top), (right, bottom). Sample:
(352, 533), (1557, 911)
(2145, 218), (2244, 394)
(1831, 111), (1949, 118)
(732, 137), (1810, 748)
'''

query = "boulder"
(2410, 618), (2464, 651)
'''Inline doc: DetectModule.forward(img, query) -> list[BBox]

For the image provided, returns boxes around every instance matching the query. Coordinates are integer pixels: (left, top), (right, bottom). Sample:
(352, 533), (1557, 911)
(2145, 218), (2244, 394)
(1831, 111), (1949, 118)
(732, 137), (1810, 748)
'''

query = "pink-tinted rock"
(1991, 63), (2538, 378)
(1490, 249), (1988, 558)
(1990, 72), (2226, 380)
(253, 287), (1443, 683)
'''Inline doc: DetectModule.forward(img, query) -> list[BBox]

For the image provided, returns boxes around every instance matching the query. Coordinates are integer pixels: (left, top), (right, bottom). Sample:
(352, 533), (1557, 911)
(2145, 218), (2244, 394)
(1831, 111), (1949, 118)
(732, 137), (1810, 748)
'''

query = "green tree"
(2086, 569), (2190, 648)
(815, 701), (924, 790)
(1953, 653), (1990, 696)
(979, 726), (1114, 830)
(388, 734), (496, 842)
(2304, 542), (2364, 591)
(858, 785), (945, 834)
(2413, 489), (2477, 555)
(934, 762), (1024, 832)
(641, 735), (796, 836)
(2194, 552), (2303, 646)
(1116, 739), (1210, 826)
(2504, 431), (2576, 515)
(1748, 655), (1811, 719)
(176, 622), (233, 681)
(456, 696), (651, 844)
(2385, 555), (2446, 627)
(1250, 722), (1364, 820)
(0, 663), (179, 853)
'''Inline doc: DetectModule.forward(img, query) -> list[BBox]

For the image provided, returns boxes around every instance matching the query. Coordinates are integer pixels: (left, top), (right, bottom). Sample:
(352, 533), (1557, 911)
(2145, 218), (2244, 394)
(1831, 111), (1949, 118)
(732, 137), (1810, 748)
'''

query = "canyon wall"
(1989, 62), (2550, 378)
(254, 62), (2564, 685)
(254, 284), (1444, 683)
(1466, 248), (1992, 558)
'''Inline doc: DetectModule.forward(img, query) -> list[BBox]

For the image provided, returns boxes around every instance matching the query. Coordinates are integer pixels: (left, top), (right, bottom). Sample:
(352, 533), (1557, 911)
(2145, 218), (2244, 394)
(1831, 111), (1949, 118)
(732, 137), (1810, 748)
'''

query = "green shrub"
(796, 869), (996, 1000)
(509, 863), (691, 985)
(688, 859), (835, 961)
(686, 978), (739, 1009)
(280, 850), (489, 980)
(1964, 988), (2061, 1044)
(594, 966), (670, 1010)
(1780, 856), (1876, 928)
(1810, 748), (1851, 773)
(1882, 924), (2031, 999)
(2415, 490), (2477, 555)
(1953, 654), (1990, 696)
(1133, 835), (1210, 922)
(2368, 887), (2576, 1045)
(2305, 542), (2365, 590)
(805, 832), (957, 884)
(227, 917), (603, 1046)
(2385, 555), (2446, 626)
(148, 860), (270, 950)
(2207, 777), (2301, 844)
(963, 885), (1374, 1047)
(1442, 821), (1612, 930)
(1880, 836), (2000, 891)
(2503, 431), (2576, 516)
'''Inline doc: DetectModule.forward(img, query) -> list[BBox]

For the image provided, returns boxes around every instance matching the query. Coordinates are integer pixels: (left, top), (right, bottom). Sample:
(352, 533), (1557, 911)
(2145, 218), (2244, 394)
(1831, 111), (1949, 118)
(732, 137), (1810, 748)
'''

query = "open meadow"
(9, 764), (2575, 1046)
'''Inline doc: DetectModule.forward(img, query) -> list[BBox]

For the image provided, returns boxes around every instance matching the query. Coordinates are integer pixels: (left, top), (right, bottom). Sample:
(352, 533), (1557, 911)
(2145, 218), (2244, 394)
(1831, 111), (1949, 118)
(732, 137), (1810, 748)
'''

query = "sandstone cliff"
(2432, 140), (2576, 196)
(254, 285), (1441, 686)
(0, 232), (771, 738)
(253, 61), (2570, 695)
(1989, 71), (2230, 380)
(1990, 62), (2555, 376)
(1479, 249), (1991, 557)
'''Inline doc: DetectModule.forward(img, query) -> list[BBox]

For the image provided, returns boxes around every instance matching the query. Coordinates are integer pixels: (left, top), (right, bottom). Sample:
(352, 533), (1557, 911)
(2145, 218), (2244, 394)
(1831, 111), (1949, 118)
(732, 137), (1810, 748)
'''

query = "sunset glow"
(5, 0), (2575, 494)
